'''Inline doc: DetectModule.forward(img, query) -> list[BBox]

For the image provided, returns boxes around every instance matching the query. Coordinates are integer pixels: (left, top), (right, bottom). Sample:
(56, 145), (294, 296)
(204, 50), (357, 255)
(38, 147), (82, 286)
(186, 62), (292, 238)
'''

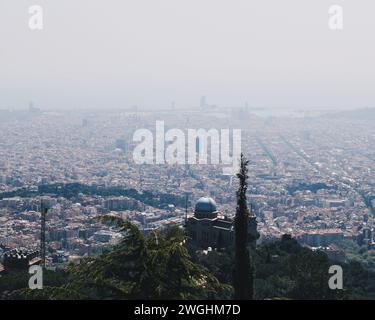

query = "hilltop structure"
(186, 197), (258, 249)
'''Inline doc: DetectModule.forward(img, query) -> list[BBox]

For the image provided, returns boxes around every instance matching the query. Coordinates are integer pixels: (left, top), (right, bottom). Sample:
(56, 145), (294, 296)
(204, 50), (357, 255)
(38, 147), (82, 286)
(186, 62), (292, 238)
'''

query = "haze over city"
(1, 0), (375, 110)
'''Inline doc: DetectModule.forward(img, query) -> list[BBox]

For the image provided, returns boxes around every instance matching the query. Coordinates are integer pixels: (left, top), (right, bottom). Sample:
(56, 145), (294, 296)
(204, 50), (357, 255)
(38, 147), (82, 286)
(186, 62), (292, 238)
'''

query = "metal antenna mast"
(185, 193), (189, 225)
(40, 200), (48, 268)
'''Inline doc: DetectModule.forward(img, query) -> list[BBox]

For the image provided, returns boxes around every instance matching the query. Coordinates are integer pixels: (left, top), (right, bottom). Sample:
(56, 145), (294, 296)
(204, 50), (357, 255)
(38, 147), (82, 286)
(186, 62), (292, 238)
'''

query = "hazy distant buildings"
(115, 139), (128, 151)
(298, 229), (344, 247)
(200, 96), (207, 110)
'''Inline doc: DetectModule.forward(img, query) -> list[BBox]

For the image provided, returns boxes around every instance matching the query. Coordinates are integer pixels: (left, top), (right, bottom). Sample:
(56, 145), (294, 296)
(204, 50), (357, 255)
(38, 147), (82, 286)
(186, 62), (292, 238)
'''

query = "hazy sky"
(0, 0), (374, 110)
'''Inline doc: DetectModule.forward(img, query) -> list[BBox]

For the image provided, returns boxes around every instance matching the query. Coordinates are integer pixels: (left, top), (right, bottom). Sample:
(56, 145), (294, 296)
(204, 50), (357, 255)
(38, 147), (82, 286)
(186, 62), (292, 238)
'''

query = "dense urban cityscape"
(1, 105), (374, 272)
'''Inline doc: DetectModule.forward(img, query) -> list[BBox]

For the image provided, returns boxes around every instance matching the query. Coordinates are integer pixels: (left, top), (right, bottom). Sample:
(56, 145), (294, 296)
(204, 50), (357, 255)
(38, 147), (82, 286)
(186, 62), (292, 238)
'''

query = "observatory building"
(186, 197), (258, 249)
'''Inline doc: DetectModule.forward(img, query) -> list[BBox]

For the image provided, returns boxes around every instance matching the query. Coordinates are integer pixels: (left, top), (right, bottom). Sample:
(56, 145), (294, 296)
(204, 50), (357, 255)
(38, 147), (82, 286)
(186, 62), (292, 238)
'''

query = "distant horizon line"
(1, 105), (374, 113)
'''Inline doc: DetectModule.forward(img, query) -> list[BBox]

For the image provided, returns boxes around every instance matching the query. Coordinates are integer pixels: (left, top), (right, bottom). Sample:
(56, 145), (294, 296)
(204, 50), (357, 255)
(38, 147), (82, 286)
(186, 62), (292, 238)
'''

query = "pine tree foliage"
(64, 217), (230, 299)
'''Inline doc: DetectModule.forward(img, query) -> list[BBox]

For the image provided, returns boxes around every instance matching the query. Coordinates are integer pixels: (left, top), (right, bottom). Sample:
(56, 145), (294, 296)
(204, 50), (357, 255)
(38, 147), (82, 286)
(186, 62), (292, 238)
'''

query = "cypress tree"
(233, 153), (253, 299)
